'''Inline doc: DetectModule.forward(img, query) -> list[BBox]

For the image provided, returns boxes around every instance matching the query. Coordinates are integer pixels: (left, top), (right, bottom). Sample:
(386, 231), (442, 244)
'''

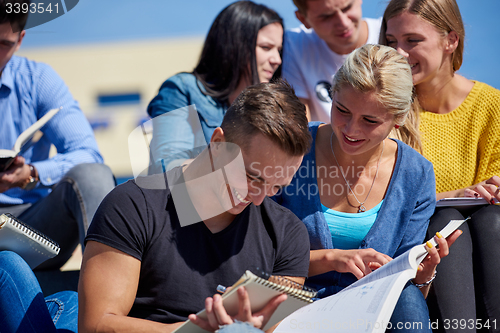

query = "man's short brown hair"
(0, 0), (30, 32)
(221, 79), (311, 157)
(293, 0), (309, 15)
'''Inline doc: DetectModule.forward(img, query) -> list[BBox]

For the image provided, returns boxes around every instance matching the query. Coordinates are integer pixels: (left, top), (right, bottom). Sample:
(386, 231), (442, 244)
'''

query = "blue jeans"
(388, 283), (432, 332)
(217, 321), (264, 333)
(0, 251), (78, 332)
(0, 163), (115, 269)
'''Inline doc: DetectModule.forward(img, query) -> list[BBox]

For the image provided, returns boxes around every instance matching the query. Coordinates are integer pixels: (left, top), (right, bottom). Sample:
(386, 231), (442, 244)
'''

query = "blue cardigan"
(274, 122), (436, 297)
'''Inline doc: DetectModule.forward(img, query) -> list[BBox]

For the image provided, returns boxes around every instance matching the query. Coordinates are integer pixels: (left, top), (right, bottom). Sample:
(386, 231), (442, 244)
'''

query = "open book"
(437, 197), (499, 207)
(173, 270), (317, 333)
(274, 217), (470, 333)
(0, 213), (60, 269)
(0, 107), (61, 172)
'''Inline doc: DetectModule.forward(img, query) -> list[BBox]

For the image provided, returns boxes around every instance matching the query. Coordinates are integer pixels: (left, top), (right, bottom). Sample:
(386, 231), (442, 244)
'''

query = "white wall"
(18, 37), (204, 177)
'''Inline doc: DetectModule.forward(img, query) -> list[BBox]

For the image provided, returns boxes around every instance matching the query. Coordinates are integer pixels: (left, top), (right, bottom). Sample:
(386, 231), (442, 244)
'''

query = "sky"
(20, 0), (500, 89)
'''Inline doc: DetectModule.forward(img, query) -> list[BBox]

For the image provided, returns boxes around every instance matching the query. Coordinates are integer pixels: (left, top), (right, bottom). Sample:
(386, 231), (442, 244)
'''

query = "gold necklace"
(329, 132), (384, 213)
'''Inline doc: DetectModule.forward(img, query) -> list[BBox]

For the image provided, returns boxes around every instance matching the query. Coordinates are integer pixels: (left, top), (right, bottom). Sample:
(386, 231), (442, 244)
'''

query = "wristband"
(23, 164), (39, 191)
(411, 270), (437, 288)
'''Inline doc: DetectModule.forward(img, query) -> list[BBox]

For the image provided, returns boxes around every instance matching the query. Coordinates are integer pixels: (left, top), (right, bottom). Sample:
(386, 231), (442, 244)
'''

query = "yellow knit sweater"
(419, 81), (500, 194)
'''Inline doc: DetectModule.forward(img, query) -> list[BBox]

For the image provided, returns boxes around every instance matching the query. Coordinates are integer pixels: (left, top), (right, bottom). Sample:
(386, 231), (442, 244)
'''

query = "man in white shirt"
(283, 0), (381, 122)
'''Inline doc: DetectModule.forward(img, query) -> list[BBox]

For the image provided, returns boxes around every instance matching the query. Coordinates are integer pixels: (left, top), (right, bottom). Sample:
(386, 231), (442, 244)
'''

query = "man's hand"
(188, 286), (287, 332)
(0, 156), (31, 192)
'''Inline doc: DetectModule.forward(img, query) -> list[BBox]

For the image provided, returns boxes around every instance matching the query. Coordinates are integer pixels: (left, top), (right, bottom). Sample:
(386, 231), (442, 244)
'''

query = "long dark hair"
(193, 1), (283, 103)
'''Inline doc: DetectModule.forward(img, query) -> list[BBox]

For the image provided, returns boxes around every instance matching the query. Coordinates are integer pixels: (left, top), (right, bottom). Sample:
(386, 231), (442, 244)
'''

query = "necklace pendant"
(358, 205), (366, 213)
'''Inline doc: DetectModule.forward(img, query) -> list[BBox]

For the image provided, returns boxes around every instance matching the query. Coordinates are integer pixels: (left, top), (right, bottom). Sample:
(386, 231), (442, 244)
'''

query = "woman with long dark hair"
(147, 1), (283, 173)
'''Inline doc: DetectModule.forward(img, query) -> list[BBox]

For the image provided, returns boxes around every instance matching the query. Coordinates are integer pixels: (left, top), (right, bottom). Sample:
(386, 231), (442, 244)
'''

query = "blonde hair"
(379, 0), (465, 72)
(332, 44), (422, 152)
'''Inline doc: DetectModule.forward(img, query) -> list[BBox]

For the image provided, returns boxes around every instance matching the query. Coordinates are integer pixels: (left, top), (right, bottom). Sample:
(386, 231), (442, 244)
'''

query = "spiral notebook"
(173, 270), (317, 333)
(0, 213), (60, 269)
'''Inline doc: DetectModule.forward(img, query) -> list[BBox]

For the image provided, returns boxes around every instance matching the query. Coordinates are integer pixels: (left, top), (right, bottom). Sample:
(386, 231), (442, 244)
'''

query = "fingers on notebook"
(253, 292), (288, 328)
(190, 285), (290, 332)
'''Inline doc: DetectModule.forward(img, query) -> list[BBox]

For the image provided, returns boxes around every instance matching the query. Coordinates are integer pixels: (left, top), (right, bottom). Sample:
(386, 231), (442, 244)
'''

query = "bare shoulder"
(315, 123), (331, 145)
(384, 137), (399, 155)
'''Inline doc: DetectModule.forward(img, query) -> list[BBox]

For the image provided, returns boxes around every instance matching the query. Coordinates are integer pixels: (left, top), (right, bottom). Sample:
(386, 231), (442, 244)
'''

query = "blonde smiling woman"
(274, 44), (461, 332)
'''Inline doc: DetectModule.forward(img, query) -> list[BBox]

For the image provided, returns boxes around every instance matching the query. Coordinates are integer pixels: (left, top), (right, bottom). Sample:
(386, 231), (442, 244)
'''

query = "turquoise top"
(322, 201), (383, 250)
(273, 122), (436, 298)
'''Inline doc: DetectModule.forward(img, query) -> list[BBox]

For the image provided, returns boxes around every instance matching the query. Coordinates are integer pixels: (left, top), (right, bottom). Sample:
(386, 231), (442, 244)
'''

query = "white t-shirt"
(283, 18), (383, 123)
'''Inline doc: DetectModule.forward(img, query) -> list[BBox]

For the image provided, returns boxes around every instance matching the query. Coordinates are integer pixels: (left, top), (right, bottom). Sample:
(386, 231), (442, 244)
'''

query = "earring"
(395, 125), (400, 129)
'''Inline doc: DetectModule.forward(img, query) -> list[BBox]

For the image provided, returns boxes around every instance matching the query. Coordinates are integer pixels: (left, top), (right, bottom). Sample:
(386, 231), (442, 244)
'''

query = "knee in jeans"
(0, 251), (25, 267)
(217, 321), (263, 333)
(65, 164), (114, 183)
(45, 291), (78, 324)
(391, 283), (430, 323)
(62, 164), (116, 197)
(0, 251), (31, 276)
(399, 283), (427, 308)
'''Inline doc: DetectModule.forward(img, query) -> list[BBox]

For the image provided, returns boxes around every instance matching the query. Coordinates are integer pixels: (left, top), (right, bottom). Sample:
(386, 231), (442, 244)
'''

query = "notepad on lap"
(173, 270), (317, 333)
(0, 213), (60, 269)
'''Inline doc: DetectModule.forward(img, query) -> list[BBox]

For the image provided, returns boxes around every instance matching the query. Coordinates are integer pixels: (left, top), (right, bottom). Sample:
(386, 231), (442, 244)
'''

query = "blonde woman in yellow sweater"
(380, 0), (500, 330)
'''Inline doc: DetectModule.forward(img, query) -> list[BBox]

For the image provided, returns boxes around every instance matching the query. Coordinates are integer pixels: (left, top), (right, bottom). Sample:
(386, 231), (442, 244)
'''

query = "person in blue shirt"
(0, 0), (115, 270)
(0, 2), (114, 331)
(147, 1), (284, 173)
(274, 44), (460, 332)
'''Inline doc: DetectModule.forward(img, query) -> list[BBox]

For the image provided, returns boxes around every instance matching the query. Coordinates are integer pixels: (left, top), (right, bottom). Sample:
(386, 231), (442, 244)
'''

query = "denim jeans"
(388, 282), (432, 332)
(0, 251), (78, 333)
(217, 321), (264, 333)
(0, 163), (115, 269)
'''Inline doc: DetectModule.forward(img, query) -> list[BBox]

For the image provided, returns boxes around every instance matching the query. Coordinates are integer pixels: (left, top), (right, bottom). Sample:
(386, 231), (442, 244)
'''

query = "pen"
(217, 285), (227, 294)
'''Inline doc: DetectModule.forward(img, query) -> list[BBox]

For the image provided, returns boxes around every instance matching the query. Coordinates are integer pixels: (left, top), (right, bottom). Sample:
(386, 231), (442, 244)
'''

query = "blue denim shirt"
(147, 73), (227, 172)
(273, 122), (436, 297)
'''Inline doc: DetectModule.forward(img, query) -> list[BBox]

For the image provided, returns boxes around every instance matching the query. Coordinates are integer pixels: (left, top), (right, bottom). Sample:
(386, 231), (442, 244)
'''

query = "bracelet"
(411, 270), (437, 288)
(23, 164), (39, 191)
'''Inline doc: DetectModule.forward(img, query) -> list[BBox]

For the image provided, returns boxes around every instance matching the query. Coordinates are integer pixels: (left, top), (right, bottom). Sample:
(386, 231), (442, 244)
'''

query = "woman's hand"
(309, 249), (392, 279)
(189, 286), (287, 332)
(413, 230), (462, 297)
(464, 175), (500, 204)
